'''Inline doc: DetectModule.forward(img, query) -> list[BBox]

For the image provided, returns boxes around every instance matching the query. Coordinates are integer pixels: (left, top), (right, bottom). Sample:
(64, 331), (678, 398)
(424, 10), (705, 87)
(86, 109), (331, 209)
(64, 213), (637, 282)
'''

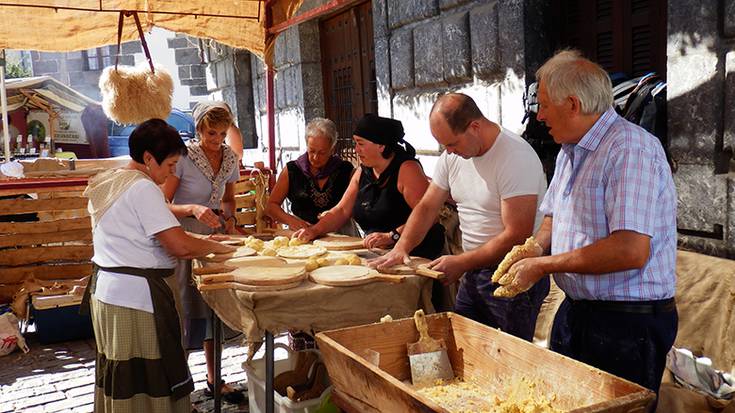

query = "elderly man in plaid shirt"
(499, 50), (678, 394)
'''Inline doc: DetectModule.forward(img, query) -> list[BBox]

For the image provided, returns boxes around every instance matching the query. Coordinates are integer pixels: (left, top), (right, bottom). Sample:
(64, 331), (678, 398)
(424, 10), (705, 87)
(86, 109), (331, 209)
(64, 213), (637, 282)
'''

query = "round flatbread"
(310, 265), (372, 284)
(313, 235), (364, 251)
(277, 244), (327, 259)
(202, 246), (257, 262)
(378, 257), (431, 275)
(199, 279), (304, 292)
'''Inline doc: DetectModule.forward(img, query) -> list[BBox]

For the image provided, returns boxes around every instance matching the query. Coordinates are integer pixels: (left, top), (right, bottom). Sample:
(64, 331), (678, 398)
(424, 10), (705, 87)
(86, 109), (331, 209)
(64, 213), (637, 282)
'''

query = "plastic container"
(30, 295), (93, 344)
(244, 343), (332, 413)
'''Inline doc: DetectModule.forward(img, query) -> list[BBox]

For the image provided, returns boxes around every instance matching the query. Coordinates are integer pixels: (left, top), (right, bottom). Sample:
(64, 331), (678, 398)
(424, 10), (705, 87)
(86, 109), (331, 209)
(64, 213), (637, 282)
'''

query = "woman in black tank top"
(293, 114), (444, 259)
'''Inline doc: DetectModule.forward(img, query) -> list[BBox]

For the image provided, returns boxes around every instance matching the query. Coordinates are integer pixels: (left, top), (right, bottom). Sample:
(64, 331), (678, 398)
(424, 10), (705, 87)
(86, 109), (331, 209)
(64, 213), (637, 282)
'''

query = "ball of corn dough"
(348, 256), (362, 265)
(289, 237), (305, 246)
(316, 257), (329, 267)
(273, 236), (289, 248)
(304, 259), (319, 271)
(334, 258), (349, 265)
(261, 247), (277, 256)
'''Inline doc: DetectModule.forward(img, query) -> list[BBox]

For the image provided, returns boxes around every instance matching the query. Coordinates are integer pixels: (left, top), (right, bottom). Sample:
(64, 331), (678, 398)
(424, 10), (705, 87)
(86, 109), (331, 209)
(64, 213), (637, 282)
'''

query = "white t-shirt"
(91, 179), (181, 313)
(432, 128), (547, 252)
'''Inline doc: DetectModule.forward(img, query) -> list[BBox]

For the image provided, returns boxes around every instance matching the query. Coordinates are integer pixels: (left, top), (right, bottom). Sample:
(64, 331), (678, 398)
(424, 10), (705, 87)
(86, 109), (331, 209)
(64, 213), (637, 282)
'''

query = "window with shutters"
(553, 0), (666, 78)
(319, 1), (377, 164)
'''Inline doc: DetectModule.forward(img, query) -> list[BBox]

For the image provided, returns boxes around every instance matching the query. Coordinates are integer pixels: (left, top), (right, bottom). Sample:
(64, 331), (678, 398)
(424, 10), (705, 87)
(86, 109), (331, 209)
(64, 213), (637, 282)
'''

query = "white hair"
(305, 117), (339, 148)
(535, 50), (613, 115)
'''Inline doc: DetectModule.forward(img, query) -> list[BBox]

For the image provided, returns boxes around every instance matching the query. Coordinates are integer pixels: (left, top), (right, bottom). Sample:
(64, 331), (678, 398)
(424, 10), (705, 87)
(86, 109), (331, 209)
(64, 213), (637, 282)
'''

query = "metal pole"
(265, 67), (276, 173)
(212, 309), (222, 413)
(265, 330), (274, 413)
(0, 50), (11, 163)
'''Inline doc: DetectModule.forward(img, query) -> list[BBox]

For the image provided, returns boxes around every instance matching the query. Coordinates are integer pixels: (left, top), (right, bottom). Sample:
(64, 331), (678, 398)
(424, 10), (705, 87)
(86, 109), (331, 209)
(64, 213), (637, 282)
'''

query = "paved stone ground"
(0, 332), (264, 413)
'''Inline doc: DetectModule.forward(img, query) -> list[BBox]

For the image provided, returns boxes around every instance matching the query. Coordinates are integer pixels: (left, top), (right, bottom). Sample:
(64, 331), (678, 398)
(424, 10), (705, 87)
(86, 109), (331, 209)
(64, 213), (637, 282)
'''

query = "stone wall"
(31, 43), (138, 101)
(204, 44), (257, 149)
(249, 5), (325, 169)
(667, 0), (735, 258)
(168, 33), (209, 105)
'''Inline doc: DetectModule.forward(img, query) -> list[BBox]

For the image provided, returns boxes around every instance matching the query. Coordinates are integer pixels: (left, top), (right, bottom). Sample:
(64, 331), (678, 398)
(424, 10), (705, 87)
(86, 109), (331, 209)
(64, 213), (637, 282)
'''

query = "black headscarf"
(353, 114), (416, 158)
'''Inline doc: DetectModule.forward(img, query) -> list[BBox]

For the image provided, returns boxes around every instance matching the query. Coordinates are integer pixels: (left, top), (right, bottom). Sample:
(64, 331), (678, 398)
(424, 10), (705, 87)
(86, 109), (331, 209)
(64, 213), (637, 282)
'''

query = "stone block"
(178, 65), (190, 80)
(298, 21), (321, 64)
(274, 30), (288, 68)
(181, 77), (206, 86)
(189, 85), (209, 96)
(442, 12), (471, 82)
(301, 62), (324, 115)
(390, 28), (415, 90)
(190, 64), (206, 79)
(32, 59), (58, 74)
(275, 70), (286, 109)
(726, 51), (735, 153)
(120, 41), (142, 54)
(388, 0), (439, 29)
(175, 48), (201, 65)
(675, 164), (727, 232)
(40, 52), (63, 60)
(117, 55), (135, 66)
(65, 58), (85, 72)
(726, 0), (735, 37)
(284, 27), (300, 65)
(667, 54), (719, 165)
(667, 2), (718, 57)
(729, 176), (735, 245)
(414, 23), (444, 86)
(498, 0), (524, 75)
(284, 65), (300, 107)
(470, 2), (499, 78)
(372, 0), (389, 39)
(254, 76), (266, 113)
(31, 51), (40, 61)
(65, 51), (82, 59)
(374, 36), (392, 115)
(167, 36), (190, 49)
(439, 0), (472, 10)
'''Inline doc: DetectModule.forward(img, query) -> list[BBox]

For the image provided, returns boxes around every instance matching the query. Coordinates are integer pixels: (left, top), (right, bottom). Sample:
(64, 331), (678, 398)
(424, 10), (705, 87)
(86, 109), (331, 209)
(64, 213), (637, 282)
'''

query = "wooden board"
(378, 257), (431, 275)
(202, 246), (257, 262)
(200, 263), (307, 286)
(277, 244), (328, 259)
(313, 235), (365, 251)
(0, 217), (90, 235)
(224, 256), (286, 267)
(310, 265), (404, 286)
(198, 279), (303, 292)
(0, 245), (93, 266)
(316, 313), (656, 413)
(0, 263), (93, 284)
(0, 228), (92, 248)
(0, 196), (88, 215)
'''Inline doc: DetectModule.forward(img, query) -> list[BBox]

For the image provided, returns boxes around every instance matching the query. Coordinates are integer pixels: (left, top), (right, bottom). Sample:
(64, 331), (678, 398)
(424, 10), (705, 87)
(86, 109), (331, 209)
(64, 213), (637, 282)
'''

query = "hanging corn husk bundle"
(99, 11), (173, 124)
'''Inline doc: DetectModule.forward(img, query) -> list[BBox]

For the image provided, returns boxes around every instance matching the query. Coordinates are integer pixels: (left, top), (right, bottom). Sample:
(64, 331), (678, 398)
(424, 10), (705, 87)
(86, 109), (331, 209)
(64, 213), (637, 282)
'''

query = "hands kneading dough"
(492, 237), (543, 298)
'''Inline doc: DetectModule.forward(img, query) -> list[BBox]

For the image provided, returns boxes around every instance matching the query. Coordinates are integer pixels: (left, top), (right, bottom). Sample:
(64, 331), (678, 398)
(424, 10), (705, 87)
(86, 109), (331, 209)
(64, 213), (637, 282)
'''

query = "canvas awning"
(0, 0), (304, 65)
(4, 76), (98, 113)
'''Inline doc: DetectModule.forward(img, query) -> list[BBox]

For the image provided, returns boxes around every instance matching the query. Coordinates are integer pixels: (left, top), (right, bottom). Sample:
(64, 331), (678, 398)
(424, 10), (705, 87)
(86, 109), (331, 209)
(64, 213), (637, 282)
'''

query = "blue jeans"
(454, 268), (550, 341)
(550, 297), (678, 394)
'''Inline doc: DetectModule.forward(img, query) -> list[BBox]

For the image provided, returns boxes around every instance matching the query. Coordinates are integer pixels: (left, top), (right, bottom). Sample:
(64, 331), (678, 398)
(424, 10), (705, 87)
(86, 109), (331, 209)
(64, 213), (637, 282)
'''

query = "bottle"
(44, 136), (52, 154)
(40, 143), (48, 158)
(17, 135), (25, 156)
(27, 135), (36, 156)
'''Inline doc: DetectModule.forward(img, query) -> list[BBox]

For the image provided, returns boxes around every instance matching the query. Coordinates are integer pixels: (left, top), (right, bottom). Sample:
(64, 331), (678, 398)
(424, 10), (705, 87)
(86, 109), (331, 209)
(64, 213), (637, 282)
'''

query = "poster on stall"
(52, 109), (88, 144)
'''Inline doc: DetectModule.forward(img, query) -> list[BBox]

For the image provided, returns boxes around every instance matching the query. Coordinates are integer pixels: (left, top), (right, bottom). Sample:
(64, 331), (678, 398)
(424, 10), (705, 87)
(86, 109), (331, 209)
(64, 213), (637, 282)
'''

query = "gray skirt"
(172, 217), (240, 350)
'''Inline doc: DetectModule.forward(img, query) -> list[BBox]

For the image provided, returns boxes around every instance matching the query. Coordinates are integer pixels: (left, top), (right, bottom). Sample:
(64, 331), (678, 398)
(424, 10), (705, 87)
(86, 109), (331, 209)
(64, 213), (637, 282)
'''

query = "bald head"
(430, 93), (484, 134)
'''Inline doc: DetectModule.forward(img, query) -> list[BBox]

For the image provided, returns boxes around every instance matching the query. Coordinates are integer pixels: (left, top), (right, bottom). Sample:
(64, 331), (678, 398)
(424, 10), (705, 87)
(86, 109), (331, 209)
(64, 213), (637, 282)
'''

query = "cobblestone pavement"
(0, 333), (267, 413)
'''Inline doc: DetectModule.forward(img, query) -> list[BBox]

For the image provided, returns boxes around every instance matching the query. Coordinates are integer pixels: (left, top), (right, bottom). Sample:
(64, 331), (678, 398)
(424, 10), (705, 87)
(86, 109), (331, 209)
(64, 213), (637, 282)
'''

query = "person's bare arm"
(221, 182), (237, 233)
(293, 169), (361, 241)
(265, 168), (311, 230)
(225, 125), (244, 161)
(162, 175), (221, 228)
(156, 226), (234, 259)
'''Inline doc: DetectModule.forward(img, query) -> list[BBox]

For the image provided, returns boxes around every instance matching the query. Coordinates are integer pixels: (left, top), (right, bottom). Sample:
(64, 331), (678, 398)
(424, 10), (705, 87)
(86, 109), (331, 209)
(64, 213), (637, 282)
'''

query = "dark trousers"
(550, 297), (678, 394)
(454, 268), (550, 341)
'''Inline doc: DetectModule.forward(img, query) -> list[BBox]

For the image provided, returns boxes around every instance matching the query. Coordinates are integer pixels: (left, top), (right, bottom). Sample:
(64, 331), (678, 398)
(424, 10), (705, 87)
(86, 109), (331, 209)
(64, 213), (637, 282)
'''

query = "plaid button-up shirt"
(539, 108), (677, 300)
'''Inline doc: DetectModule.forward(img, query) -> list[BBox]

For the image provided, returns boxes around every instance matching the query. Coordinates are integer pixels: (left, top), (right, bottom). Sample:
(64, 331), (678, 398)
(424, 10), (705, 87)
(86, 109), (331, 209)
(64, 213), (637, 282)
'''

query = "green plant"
(5, 62), (31, 79)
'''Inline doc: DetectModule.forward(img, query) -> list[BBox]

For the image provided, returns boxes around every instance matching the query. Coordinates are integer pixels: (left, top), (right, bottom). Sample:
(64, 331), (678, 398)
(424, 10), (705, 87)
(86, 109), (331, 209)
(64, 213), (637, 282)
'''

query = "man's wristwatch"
(389, 230), (401, 243)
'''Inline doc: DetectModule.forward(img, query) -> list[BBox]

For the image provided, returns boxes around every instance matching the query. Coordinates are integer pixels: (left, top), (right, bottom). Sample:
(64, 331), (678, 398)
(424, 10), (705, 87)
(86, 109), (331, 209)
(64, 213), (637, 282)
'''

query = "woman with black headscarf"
(293, 114), (445, 259)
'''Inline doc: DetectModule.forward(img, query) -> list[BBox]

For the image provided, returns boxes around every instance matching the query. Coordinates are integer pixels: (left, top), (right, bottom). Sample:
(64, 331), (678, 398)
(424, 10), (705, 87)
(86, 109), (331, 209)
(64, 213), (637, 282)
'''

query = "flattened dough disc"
(310, 265), (403, 286)
(201, 263), (307, 286)
(378, 257), (431, 275)
(277, 244), (327, 259)
(203, 246), (257, 262)
(313, 235), (364, 251)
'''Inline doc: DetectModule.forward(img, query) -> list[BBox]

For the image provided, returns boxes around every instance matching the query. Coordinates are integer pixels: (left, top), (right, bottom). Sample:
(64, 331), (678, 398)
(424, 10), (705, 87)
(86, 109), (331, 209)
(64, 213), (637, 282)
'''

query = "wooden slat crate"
(0, 184), (92, 304)
(316, 312), (655, 413)
(234, 168), (271, 234)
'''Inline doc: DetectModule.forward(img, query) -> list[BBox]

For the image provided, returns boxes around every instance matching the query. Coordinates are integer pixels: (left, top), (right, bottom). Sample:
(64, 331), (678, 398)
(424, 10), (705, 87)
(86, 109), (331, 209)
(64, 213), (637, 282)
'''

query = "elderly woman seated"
(266, 117), (354, 231)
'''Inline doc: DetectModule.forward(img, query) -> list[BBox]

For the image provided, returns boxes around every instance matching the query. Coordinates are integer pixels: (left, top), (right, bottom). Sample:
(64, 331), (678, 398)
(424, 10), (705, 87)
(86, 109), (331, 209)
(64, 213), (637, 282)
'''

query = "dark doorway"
(320, 1), (377, 163)
(552, 0), (667, 79)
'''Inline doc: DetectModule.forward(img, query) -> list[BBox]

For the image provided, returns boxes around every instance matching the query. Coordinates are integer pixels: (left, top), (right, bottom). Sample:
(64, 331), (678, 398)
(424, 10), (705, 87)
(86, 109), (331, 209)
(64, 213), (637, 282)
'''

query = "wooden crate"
(316, 312), (655, 413)
(0, 182), (92, 304)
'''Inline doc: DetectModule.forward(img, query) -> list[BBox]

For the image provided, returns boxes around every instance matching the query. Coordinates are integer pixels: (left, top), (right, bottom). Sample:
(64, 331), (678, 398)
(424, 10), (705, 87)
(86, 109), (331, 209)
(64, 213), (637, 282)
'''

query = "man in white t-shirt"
(371, 93), (548, 340)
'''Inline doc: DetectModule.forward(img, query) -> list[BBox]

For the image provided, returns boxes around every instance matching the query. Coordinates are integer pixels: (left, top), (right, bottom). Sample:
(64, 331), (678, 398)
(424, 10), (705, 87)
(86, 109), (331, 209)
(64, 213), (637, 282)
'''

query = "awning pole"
(266, 66), (276, 173)
(0, 51), (11, 163)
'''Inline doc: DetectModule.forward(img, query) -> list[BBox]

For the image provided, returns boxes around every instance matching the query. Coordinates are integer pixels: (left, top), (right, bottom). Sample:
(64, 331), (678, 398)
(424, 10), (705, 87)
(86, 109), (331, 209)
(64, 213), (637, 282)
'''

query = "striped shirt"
(539, 108), (677, 301)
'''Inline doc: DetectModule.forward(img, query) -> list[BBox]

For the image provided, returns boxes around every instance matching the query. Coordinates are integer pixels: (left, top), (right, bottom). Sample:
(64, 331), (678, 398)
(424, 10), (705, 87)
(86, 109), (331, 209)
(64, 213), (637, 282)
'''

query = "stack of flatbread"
(195, 257), (307, 292)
